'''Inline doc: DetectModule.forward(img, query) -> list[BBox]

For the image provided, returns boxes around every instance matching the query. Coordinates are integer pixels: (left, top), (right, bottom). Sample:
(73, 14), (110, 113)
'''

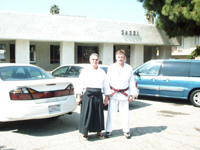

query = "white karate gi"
(76, 65), (107, 95)
(104, 63), (139, 133)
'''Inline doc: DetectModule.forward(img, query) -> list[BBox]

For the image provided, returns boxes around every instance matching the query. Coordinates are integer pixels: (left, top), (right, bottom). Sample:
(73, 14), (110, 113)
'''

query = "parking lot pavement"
(0, 97), (200, 150)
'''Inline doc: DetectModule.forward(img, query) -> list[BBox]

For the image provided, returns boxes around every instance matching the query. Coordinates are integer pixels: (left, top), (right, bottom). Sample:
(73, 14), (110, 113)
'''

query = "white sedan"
(51, 64), (108, 95)
(0, 63), (77, 127)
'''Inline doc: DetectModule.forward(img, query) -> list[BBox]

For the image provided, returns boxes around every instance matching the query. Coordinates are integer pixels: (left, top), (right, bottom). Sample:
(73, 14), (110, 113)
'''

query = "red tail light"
(10, 84), (74, 100)
(135, 82), (138, 88)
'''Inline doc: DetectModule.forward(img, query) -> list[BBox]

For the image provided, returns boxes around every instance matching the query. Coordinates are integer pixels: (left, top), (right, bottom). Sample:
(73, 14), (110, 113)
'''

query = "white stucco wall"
(99, 43), (113, 65)
(130, 45), (144, 68)
(15, 40), (29, 64)
(0, 11), (179, 46)
(60, 42), (75, 65)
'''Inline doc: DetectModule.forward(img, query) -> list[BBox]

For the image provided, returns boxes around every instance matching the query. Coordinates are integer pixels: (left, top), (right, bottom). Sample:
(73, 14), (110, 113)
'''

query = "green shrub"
(186, 46), (200, 59)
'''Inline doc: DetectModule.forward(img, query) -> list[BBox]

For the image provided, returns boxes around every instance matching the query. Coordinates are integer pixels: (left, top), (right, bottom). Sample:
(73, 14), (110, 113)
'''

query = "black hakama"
(79, 88), (104, 135)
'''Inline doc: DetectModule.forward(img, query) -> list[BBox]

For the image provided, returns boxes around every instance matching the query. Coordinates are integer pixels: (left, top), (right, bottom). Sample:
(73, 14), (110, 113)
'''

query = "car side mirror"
(134, 70), (140, 76)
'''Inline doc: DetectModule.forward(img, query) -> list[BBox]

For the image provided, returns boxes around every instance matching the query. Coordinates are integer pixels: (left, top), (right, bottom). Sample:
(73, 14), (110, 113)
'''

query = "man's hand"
(103, 95), (110, 106)
(76, 94), (82, 105)
(128, 95), (134, 102)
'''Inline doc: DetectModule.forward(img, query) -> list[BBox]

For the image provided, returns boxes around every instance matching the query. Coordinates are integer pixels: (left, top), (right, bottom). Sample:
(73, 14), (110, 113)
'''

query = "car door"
(159, 61), (190, 98)
(134, 60), (162, 96)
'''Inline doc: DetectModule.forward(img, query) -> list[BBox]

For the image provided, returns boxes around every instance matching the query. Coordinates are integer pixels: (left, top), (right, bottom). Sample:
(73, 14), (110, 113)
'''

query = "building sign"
(121, 30), (138, 36)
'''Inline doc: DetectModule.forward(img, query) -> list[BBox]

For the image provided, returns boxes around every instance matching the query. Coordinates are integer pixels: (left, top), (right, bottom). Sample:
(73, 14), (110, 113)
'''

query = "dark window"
(30, 45), (36, 64)
(161, 62), (190, 77)
(65, 66), (83, 78)
(77, 46), (98, 63)
(50, 45), (60, 64)
(52, 66), (83, 78)
(52, 66), (70, 77)
(190, 62), (200, 77)
(10, 44), (15, 63)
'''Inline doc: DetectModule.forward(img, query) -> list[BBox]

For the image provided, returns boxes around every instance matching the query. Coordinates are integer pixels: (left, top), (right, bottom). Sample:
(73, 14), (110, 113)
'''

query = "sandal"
(83, 135), (88, 141)
(97, 133), (104, 140)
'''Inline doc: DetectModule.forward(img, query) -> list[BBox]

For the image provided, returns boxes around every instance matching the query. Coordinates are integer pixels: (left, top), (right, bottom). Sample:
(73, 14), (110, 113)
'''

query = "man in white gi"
(104, 49), (139, 139)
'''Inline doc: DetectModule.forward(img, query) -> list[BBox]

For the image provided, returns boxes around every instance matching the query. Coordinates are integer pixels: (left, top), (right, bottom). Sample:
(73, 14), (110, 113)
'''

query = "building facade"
(0, 11), (179, 70)
(172, 36), (197, 59)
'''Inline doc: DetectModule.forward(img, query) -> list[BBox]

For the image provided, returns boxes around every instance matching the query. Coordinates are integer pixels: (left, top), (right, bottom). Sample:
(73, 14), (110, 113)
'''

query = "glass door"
(77, 46), (98, 63)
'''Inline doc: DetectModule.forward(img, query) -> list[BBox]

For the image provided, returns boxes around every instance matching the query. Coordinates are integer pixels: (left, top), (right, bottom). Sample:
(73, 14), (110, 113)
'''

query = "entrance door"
(10, 44), (15, 63)
(77, 46), (98, 63)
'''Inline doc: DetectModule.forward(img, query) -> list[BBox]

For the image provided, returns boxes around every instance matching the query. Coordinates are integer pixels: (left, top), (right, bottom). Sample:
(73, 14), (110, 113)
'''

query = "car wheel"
(190, 90), (200, 107)
(0, 122), (4, 128)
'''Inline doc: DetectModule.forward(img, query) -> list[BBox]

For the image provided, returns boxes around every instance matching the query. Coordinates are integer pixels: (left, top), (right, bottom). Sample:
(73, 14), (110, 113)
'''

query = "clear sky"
(0, 0), (147, 24)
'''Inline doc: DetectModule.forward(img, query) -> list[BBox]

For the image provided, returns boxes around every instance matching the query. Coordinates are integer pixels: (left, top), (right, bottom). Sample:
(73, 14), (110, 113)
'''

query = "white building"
(172, 36), (197, 59)
(0, 11), (179, 70)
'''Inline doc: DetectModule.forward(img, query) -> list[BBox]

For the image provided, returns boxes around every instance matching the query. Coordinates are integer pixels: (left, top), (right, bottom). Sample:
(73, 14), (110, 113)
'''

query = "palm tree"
(50, 5), (60, 15)
(145, 10), (156, 24)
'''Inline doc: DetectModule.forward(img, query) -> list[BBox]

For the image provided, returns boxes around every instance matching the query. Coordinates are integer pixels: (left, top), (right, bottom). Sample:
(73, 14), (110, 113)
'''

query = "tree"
(50, 5), (60, 15)
(145, 10), (156, 24)
(186, 46), (200, 59)
(138, 0), (200, 38)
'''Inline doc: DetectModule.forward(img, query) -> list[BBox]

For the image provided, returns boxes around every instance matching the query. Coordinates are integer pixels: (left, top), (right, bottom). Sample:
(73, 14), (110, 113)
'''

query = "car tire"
(190, 90), (200, 107)
(0, 122), (4, 129)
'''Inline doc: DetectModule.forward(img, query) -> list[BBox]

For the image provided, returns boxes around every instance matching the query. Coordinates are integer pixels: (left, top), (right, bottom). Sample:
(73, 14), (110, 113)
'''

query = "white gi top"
(104, 63), (139, 100)
(76, 65), (107, 94)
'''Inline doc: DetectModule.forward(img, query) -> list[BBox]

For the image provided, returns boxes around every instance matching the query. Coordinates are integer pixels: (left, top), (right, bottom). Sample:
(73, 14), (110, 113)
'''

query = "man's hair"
(115, 49), (126, 56)
(89, 53), (99, 60)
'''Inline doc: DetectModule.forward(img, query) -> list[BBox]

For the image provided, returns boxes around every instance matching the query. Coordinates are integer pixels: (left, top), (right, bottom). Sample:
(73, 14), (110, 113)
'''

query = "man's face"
(90, 55), (99, 67)
(116, 54), (125, 65)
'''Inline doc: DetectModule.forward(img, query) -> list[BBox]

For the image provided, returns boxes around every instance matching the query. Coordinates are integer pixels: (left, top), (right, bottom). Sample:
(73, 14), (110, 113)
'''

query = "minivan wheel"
(190, 90), (200, 107)
(0, 122), (4, 129)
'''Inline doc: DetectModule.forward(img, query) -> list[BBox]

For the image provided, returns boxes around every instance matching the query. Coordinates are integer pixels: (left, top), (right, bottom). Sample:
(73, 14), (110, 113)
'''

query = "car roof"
(0, 63), (37, 67)
(57, 64), (108, 68)
(147, 59), (200, 63)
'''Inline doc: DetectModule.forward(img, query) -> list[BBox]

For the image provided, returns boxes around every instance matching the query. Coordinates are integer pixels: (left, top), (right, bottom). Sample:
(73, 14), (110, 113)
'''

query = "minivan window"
(190, 62), (200, 77)
(138, 61), (161, 76)
(161, 62), (190, 77)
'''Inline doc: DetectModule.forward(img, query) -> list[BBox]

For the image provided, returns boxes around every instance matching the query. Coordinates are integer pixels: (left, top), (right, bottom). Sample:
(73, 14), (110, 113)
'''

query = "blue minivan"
(133, 59), (200, 107)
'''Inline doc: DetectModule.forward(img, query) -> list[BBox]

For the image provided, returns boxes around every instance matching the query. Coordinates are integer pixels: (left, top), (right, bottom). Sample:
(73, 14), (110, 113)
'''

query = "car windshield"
(0, 66), (53, 81)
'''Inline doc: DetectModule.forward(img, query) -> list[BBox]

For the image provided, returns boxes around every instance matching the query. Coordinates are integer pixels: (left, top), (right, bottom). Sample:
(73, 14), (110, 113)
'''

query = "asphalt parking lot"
(0, 97), (200, 150)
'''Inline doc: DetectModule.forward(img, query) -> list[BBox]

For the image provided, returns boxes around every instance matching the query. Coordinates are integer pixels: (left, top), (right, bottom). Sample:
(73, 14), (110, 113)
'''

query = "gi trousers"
(106, 98), (130, 133)
(79, 88), (104, 135)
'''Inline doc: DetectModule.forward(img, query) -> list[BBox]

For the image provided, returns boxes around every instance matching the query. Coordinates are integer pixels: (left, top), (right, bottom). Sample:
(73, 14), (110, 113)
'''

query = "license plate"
(48, 105), (61, 114)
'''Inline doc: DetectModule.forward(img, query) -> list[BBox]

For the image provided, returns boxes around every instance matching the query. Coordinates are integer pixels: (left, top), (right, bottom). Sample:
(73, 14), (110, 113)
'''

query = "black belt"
(110, 86), (129, 97)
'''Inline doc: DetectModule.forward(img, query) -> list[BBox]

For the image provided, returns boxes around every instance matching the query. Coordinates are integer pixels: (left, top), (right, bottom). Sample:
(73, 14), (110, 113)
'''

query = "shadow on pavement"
(110, 126), (167, 137)
(0, 112), (80, 136)
(131, 125), (167, 136)
(88, 125), (167, 141)
(129, 99), (151, 110)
